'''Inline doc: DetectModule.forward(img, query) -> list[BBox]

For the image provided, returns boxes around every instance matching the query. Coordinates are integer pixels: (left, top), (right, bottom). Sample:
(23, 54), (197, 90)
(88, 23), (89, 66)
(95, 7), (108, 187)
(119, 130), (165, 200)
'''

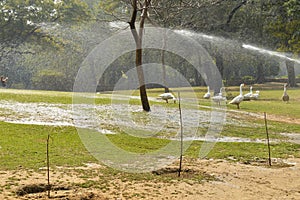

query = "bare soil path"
(0, 158), (299, 200)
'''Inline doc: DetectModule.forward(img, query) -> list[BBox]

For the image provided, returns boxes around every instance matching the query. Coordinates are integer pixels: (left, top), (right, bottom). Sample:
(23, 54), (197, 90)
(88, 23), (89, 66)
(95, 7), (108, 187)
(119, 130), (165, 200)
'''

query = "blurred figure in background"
(0, 76), (8, 87)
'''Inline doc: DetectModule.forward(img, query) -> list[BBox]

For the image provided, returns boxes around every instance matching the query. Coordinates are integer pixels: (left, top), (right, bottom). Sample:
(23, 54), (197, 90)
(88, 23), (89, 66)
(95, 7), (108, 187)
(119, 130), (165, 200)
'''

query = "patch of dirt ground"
(0, 158), (299, 200)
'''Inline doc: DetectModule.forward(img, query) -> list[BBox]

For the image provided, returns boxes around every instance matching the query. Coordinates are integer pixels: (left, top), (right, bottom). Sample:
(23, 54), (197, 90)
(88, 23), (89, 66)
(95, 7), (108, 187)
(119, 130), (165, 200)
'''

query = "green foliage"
(0, 0), (95, 90)
(242, 75), (255, 85)
(267, 0), (300, 54)
(31, 69), (66, 91)
(1, 1), (299, 91)
(284, 0), (300, 18)
(98, 0), (130, 20)
(99, 0), (124, 13)
(0, 0), (93, 62)
(57, 0), (92, 22)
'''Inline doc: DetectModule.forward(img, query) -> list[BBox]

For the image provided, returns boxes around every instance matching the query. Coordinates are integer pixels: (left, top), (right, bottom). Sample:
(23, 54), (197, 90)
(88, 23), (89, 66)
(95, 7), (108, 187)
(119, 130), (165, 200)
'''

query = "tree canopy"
(0, 0), (299, 91)
(0, 0), (92, 60)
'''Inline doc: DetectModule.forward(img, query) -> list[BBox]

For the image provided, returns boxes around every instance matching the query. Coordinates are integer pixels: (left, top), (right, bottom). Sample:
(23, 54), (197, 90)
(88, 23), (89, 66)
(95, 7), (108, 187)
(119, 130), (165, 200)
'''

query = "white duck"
(158, 92), (176, 103)
(282, 83), (289, 103)
(229, 83), (245, 109)
(251, 90), (260, 100)
(203, 86), (211, 99)
(243, 86), (253, 100)
(212, 87), (226, 105)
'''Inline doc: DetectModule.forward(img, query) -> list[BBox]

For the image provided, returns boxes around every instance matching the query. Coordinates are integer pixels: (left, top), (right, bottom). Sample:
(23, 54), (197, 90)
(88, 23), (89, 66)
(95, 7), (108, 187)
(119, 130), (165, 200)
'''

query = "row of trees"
(0, 0), (299, 95)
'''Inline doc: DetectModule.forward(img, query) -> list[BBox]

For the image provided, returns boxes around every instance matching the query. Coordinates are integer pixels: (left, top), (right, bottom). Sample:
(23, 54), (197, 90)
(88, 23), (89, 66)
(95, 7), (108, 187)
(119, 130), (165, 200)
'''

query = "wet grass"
(0, 121), (299, 171)
(3, 86), (299, 118)
(220, 120), (300, 140)
(186, 141), (300, 162)
(0, 85), (299, 172)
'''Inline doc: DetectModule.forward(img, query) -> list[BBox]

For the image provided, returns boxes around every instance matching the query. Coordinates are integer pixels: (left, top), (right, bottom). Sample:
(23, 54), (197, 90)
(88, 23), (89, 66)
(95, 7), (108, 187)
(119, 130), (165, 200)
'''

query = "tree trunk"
(194, 67), (201, 86)
(129, 0), (151, 112)
(136, 47), (151, 111)
(215, 52), (224, 78)
(256, 60), (265, 84)
(286, 59), (296, 87)
(161, 30), (169, 93)
(215, 52), (224, 93)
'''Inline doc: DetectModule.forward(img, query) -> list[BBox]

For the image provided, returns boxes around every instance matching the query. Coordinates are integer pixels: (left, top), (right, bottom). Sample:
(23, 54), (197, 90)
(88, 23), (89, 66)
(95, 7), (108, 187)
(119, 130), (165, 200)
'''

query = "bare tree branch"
(226, 0), (248, 25)
(128, 0), (139, 45)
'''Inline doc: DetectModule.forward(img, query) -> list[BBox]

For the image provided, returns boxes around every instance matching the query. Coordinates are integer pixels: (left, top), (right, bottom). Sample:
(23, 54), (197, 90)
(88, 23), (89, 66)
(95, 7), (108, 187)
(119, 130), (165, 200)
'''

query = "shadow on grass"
(16, 183), (69, 196)
(152, 167), (217, 181)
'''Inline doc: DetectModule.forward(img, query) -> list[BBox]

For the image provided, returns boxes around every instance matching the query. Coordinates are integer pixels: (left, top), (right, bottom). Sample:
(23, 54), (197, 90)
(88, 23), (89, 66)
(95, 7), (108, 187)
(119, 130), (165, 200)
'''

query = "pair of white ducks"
(228, 84), (260, 109)
(203, 87), (226, 105)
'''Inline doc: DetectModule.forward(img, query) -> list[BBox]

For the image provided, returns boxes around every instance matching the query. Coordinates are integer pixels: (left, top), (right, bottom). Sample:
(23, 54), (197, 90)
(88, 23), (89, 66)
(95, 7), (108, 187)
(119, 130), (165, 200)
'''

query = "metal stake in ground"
(264, 112), (272, 166)
(46, 133), (51, 198)
(178, 91), (183, 177)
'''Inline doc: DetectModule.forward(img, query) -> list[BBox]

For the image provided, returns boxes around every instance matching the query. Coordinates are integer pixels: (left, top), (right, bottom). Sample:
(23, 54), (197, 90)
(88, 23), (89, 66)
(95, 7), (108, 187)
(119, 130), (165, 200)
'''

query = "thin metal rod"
(47, 134), (51, 198)
(178, 92), (183, 177)
(264, 112), (272, 166)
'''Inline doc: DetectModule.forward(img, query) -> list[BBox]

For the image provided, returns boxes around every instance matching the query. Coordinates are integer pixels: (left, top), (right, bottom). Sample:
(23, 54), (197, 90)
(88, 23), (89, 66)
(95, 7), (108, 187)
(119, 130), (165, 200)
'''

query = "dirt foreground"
(0, 158), (299, 200)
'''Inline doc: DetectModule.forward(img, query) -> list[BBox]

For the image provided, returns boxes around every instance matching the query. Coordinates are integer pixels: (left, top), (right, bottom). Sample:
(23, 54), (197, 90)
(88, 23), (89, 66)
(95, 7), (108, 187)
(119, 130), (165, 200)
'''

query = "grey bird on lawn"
(282, 83), (289, 103)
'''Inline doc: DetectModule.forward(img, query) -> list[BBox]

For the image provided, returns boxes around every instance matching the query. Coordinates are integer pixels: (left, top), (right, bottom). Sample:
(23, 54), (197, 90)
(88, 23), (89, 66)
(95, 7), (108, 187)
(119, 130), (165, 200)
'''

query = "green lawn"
(0, 121), (299, 171)
(0, 88), (72, 104)
(0, 122), (95, 170)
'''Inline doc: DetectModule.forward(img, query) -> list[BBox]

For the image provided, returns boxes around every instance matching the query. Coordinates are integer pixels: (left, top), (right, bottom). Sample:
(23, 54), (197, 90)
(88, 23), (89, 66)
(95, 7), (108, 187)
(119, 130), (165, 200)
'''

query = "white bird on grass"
(203, 86), (211, 99)
(229, 83), (245, 109)
(251, 90), (260, 100)
(158, 92), (176, 103)
(212, 87), (226, 105)
(282, 83), (289, 103)
(243, 86), (253, 100)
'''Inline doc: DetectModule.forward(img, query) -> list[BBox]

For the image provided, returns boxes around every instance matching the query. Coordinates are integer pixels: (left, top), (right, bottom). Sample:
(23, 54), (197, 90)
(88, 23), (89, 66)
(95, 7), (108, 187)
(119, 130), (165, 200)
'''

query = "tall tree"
(128, 0), (151, 111)
(100, 0), (152, 111)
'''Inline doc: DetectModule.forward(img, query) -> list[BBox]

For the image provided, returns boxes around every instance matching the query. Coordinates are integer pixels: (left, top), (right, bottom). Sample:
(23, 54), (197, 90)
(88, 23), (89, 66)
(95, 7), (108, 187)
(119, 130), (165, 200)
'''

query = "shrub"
(31, 70), (66, 91)
(242, 75), (255, 85)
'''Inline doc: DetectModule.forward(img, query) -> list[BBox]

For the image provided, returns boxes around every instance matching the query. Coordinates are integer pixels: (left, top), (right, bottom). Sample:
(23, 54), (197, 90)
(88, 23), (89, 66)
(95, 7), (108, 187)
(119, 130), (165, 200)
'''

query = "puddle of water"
(5, 120), (73, 126)
(170, 136), (275, 144)
(280, 133), (300, 144)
